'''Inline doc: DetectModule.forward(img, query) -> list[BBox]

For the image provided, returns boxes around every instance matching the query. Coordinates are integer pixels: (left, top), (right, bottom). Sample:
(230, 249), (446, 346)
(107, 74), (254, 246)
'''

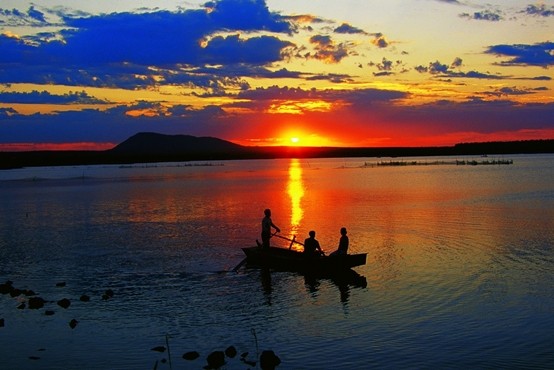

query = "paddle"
(232, 257), (247, 272)
(272, 233), (304, 247)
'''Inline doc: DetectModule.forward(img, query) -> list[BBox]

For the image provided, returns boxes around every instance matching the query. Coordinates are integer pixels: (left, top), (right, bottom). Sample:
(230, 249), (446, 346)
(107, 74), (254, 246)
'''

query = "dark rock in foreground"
(206, 350), (225, 369)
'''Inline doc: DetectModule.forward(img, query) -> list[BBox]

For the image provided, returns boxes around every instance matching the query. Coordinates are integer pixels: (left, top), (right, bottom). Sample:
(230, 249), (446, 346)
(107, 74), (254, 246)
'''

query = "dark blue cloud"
(0, 0), (295, 88)
(0, 90), (108, 104)
(524, 4), (554, 17)
(306, 35), (350, 63)
(0, 107), (17, 117)
(459, 10), (502, 21)
(0, 103), (226, 143)
(236, 85), (407, 105)
(486, 42), (554, 67)
(205, 0), (291, 33)
(334, 23), (366, 34)
(27, 6), (46, 23)
(202, 34), (293, 64)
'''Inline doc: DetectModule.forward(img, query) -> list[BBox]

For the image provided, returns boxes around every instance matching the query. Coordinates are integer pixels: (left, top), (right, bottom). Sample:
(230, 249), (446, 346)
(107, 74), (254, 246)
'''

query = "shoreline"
(1, 138), (552, 170)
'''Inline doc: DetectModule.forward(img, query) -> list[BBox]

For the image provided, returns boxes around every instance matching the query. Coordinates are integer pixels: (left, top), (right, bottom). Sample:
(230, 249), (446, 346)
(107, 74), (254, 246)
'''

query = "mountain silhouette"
(110, 132), (245, 155)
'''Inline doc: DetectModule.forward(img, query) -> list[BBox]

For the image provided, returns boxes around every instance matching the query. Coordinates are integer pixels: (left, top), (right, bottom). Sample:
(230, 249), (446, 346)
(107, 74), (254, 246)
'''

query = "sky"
(0, 0), (553, 150)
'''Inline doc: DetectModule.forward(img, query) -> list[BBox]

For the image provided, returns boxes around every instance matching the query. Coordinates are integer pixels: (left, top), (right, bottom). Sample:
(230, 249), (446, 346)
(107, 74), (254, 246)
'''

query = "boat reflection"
(303, 269), (367, 303)
(250, 266), (367, 304)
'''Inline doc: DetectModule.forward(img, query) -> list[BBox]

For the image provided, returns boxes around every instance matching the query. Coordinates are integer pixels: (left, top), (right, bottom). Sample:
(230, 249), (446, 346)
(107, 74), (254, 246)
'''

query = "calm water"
(1, 155), (553, 369)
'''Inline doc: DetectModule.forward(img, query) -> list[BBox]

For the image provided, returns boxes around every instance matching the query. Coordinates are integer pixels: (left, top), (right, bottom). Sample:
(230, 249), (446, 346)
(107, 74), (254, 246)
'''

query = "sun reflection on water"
(287, 159), (304, 236)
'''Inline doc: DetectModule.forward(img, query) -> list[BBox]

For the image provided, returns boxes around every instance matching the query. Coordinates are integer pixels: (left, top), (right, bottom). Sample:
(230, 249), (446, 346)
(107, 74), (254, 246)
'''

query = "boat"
(241, 246), (367, 274)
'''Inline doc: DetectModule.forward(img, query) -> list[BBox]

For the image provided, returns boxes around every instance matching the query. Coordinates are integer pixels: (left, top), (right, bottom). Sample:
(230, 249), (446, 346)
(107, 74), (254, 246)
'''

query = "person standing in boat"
(303, 230), (324, 257)
(261, 208), (280, 249)
(330, 227), (349, 256)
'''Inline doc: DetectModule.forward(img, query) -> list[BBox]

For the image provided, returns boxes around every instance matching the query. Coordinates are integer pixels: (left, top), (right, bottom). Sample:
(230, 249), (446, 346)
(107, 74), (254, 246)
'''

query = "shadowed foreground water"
(1, 155), (553, 369)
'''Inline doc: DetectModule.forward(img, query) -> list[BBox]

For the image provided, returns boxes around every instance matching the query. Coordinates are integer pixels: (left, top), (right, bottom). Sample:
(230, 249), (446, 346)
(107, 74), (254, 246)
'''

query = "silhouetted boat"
(241, 246), (367, 274)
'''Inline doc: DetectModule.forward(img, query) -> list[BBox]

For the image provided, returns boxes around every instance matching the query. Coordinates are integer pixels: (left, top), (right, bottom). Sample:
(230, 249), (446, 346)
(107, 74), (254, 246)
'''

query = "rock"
(28, 297), (46, 309)
(0, 318), (4, 327)
(206, 351), (225, 369)
(260, 350), (281, 370)
(79, 294), (90, 302)
(69, 319), (78, 329)
(56, 282), (66, 287)
(183, 351), (200, 360)
(45, 310), (55, 316)
(102, 289), (114, 300)
(57, 298), (71, 309)
(17, 303), (26, 309)
(151, 346), (166, 353)
(0, 281), (13, 294)
(225, 346), (237, 358)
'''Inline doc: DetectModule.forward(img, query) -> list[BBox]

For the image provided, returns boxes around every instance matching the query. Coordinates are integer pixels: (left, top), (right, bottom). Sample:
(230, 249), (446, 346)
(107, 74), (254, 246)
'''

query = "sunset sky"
(1, 0), (553, 150)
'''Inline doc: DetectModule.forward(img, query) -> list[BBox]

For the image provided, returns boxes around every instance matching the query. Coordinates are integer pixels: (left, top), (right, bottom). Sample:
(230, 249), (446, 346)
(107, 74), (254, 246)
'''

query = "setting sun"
(290, 137), (300, 144)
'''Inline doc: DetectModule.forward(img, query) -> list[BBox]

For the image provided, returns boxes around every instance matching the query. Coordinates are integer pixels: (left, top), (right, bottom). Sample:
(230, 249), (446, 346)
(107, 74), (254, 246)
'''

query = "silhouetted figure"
(261, 209), (280, 249)
(303, 230), (323, 257)
(330, 227), (349, 256)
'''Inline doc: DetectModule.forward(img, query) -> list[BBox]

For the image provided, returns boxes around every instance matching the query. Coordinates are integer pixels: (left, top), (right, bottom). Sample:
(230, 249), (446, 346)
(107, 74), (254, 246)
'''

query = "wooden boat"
(241, 246), (367, 274)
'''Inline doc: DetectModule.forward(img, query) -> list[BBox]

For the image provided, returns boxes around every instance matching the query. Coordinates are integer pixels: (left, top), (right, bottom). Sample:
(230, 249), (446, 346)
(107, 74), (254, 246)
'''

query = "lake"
(1, 155), (553, 369)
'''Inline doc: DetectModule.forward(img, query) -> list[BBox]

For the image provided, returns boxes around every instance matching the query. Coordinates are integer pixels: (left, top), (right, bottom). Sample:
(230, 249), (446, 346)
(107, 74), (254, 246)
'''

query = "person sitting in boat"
(303, 230), (324, 257)
(261, 208), (280, 249)
(330, 227), (349, 256)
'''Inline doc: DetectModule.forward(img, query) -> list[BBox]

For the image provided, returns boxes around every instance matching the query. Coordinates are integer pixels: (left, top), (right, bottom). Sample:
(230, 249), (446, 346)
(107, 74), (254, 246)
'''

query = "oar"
(232, 257), (247, 272)
(272, 234), (305, 247)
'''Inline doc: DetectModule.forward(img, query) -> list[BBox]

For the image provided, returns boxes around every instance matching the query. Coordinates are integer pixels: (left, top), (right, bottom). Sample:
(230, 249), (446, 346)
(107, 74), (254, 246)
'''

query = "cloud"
(370, 33), (389, 48)
(307, 35), (350, 63)
(459, 10), (502, 21)
(413, 57), (527, 80)
(523, 4), (554, 17)
(367, 57), (408, 76)
(0, 102), (227, 143)
(236, 85), (407, 105)
(451, 57), (463, 68)
(428, 60), (450, 74)
(484, 86), (538, 97)
(204, 0), (292, 33)
(447, 70), (504, 79)
(0, 0), (296, 89)
(0, 90), (108, 104)
(0, 107), (18, 117)
(334, 23), (366, 34)
(202, 34), (294, 64)
(486, 42), (554, 67)
(0, 6), (44, 27)
(27, 6), (47, 23)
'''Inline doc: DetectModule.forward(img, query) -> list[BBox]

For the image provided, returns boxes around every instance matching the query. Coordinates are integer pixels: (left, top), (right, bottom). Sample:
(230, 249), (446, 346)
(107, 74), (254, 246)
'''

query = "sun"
(290, 137), (300, 144)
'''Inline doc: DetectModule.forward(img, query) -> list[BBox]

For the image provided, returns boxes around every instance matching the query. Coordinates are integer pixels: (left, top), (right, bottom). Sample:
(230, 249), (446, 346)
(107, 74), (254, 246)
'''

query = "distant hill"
(110, 132), (245, 155)
(1, 134), (553, 170)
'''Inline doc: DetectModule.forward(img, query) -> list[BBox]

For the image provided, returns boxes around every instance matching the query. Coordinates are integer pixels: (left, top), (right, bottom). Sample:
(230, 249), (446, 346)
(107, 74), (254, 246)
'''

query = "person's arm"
(316, 241), (324, 255)
(271, 221), (280, 233)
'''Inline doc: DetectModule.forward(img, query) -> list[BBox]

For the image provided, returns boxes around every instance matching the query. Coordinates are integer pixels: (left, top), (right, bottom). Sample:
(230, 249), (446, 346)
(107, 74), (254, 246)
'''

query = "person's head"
(309, 230), (316, 238)
(340, 227), (347, 235)
(264, 209), (271, 217)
